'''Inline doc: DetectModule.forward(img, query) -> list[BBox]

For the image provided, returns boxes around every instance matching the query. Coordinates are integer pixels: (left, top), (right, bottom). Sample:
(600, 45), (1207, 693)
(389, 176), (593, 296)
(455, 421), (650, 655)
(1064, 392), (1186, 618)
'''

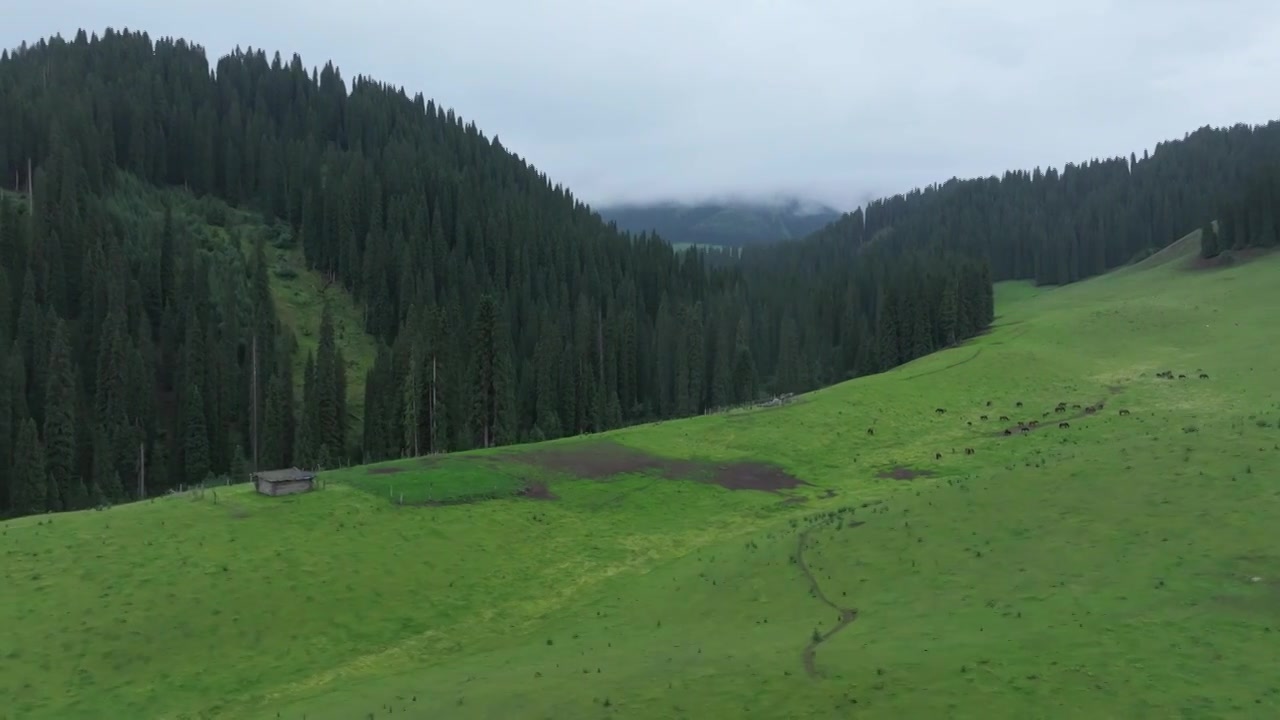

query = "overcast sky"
(7, 1), (1280, 210)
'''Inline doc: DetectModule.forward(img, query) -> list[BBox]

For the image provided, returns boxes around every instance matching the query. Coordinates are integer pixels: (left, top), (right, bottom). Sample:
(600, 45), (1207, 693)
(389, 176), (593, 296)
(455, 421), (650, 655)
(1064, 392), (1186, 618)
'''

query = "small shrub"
(273, 263), (299, 280)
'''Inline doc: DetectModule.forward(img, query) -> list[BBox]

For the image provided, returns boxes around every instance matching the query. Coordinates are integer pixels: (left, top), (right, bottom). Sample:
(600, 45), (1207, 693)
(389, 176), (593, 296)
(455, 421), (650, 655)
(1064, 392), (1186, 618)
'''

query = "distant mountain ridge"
(600, 198), (842, 247)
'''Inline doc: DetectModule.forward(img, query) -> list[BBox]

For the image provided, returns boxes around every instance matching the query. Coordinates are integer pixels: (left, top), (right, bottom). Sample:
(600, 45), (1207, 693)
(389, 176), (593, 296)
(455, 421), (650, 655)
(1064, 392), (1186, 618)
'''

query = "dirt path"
(795, 528), (858, 678)
(903, 348), (981, 380)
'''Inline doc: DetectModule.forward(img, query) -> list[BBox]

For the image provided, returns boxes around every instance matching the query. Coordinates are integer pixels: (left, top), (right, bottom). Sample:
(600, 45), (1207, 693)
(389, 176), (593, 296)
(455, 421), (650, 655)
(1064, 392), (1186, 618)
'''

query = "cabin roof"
(253, 467), (316, 483)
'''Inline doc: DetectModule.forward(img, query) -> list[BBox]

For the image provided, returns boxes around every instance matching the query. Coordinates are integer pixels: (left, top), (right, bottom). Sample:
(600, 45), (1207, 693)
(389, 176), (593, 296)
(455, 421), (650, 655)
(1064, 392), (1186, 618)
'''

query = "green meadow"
(3, 236), (1280, 719)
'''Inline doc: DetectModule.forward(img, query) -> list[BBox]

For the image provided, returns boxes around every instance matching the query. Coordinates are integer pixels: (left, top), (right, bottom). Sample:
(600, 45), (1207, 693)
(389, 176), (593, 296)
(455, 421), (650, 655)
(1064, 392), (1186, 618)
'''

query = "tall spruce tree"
(261, 368), (293, 470)
(43, 317), (83, 510)
(470, 294), (508, 448)
(12, 418), (46, 515)
(313, 303), (346, 460)
(1199, 221), (1221, 259)
(182, 383), (211, 484)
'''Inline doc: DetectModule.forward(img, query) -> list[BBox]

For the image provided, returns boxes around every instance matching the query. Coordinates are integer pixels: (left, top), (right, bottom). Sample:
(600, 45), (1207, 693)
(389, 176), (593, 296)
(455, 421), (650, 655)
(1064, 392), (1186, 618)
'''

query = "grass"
(343, 456), (532, 505)
(4, 240), (1280, 719)
(249, 237), (378, 425)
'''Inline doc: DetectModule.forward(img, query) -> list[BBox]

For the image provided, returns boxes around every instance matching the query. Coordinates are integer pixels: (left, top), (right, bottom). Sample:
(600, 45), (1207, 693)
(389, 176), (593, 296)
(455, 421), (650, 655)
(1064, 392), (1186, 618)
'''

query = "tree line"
(810, 122), (1280, 284)
(1202, 162), (1280, 258)
(0, 29), (993, 518)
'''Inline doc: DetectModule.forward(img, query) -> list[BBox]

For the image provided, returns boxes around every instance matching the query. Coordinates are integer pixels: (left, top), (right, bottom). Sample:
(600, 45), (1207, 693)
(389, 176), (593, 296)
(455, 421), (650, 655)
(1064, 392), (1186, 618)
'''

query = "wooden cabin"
(252, 468), (317, 496)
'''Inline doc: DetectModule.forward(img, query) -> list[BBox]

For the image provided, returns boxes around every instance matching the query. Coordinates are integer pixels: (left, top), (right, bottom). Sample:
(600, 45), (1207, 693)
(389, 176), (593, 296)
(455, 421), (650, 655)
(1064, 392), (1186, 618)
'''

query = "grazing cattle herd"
(866, 370), (1207, 474)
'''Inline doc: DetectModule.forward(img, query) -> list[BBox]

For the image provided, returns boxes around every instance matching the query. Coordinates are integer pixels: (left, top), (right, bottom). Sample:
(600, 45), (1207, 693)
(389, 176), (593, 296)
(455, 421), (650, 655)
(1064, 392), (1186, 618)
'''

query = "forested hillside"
(0, 29), (993, 519)
(600, 198), (840, 248)
(809, 123), (1280, 284)
(1203, 161), (1280, 259)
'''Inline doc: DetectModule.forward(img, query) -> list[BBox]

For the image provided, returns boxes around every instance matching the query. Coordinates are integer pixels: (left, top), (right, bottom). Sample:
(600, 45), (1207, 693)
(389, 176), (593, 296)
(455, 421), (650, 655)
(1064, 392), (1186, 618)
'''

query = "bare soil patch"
(715, 461), (807, 491)
(366, 466), (407, 475)
(521, 481), (558, 501)
(876, 466), (934, 481)
(502, 440), (806, 493)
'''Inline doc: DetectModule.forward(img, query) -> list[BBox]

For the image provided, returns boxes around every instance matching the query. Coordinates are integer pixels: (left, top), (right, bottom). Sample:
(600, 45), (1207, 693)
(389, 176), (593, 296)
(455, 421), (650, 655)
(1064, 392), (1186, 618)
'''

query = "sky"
(7, 1), (1280, 211)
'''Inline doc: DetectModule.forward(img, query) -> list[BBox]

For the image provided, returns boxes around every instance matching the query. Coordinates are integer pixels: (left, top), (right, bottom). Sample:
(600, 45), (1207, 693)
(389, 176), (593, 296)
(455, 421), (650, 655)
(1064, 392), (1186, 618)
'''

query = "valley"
(5, 234), (1278, 718)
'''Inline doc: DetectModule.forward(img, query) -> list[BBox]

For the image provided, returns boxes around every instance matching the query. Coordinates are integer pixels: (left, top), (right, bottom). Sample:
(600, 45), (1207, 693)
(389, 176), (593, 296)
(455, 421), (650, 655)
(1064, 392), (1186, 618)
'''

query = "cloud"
(8, 0), (1280, 210)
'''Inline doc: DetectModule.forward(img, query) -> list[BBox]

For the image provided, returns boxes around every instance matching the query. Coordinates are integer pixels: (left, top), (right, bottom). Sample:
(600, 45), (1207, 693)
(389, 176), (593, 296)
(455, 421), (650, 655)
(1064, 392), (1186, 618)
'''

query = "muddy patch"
(366, 466), (407, 475)
(714, 461), (808, 491)
(501, 440), (807, 493)
(521, 481), (558, 501)
(876, 466), (934, 481)
(781, 496), (808, 506)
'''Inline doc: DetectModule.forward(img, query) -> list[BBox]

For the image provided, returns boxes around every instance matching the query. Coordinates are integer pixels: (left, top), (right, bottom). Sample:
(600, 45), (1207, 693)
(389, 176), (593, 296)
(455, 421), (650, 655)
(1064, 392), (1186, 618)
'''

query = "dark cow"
(1016, 401), (1024, 407)
(1085, 406), (1097, 414)
(1178, 374), (1187, 379)
(1072, 404), (1082, 409)
(1058, 422), (1070, 429)
(1054, 406), (1066, 413)
(1020, 426), (1030, 433)
(935, 408), (947, 415)
(866, 428), (875, 436)
(999, 415), (1010, 421)
(964, 448), (975, 455)
(1029, 420), (1039, 428)
(1199, 373), (1209, 379)
(980, 415), (989, 421)
(1003, 429), (1013, 436)
(1119, 409), (1130, 416)
(935, 452), (942, 460)
(986, 401), (993, 407)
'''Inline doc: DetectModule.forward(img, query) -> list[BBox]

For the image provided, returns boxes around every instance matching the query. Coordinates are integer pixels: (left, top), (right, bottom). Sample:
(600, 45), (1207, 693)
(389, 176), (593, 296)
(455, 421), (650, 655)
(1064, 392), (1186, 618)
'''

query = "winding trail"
(903, 347), (982, 380)
(795, 528), (858, 678)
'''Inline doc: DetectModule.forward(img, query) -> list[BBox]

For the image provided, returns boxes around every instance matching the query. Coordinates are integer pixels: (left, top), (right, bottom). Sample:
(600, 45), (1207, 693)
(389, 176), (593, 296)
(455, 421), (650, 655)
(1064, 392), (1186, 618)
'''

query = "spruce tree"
(12, 418), (46, 515)
(0, 356), (11, 506)
(298, 351), (319, 468)
(532, 324), (562, 438)
(314, 303), (345, 459)
(92, 425), (123, 501)
(401, 338), (422, 457)
(684, 304), (705, 414)
(470, 294), (503, 448)
(1200, 221), (1220, 259)
(261, 368), (293, 470)
(182, 382), (211, 484)
(775, 315), (801, 394)
(43, 317), (77, 510)
(939, 275), (959, 347)
(15, 269), (43, 424)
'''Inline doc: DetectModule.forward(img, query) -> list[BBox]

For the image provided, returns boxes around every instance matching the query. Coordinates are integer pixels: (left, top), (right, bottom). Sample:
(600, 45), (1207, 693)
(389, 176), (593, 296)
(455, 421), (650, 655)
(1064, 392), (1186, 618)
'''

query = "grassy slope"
(107, 175), (377, 425)
(4, 247), (1280, 719)
(251, 239), (377, 424)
